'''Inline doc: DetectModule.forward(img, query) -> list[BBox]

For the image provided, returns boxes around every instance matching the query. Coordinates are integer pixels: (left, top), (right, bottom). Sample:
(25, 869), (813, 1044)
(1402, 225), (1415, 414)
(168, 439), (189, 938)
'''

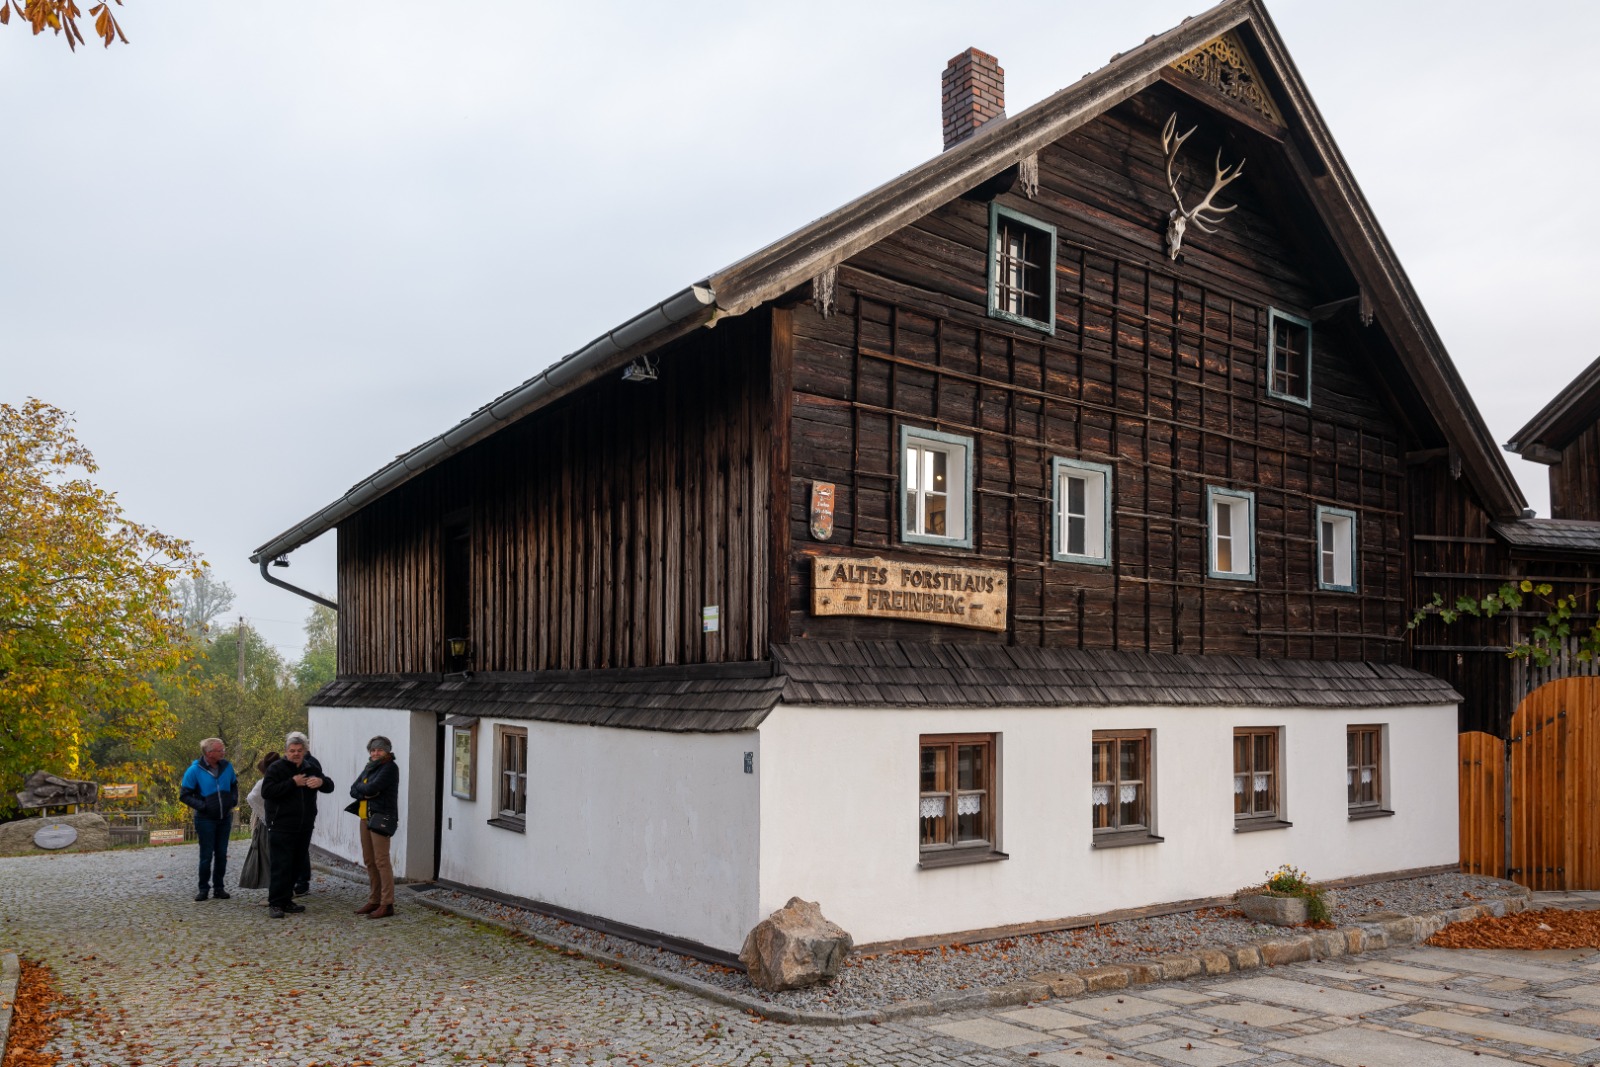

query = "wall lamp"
(620, 354), (658, 382)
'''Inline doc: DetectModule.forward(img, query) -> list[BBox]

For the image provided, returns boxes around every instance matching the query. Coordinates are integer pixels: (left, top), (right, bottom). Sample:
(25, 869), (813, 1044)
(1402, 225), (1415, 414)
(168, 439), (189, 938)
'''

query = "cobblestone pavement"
(3, 847), (1600, 1066)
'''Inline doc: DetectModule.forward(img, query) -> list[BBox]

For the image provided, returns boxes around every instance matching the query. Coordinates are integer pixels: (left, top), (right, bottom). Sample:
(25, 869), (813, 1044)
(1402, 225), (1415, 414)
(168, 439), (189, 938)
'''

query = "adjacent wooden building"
(255, 0), (1543, 954)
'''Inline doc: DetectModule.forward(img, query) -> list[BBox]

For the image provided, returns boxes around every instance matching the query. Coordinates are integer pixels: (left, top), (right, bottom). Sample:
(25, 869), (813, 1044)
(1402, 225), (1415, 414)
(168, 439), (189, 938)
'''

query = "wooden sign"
(812, 556), (1007, 632)
(809, 481), (835, 541)
(100, 783), (138, 800)
(149, 828), (186, 846)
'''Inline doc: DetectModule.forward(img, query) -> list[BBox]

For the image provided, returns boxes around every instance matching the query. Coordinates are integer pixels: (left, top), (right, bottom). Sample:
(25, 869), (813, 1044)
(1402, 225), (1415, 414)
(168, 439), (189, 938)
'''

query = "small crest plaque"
(809, 481), (835, 541)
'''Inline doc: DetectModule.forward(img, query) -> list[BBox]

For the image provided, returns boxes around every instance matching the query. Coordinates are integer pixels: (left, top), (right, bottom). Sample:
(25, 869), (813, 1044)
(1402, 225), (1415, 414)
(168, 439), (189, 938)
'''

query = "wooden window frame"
(1051, 457), (1113, 566)
(1267, 308), (1313, 407)
(919, 732), (1005, 868)
(1317, 506), (1358, 593)
(986, 203), (1057, 334)
(450, 722), (478, 801)
(1233, 727), (1290, 831)
(1092, 729), (1160, 846)
(490, 725), (528, 831)
(1347, 724), (1390, 818)
(1206, 486), (1256, 581)
(899, 426), (975, 549)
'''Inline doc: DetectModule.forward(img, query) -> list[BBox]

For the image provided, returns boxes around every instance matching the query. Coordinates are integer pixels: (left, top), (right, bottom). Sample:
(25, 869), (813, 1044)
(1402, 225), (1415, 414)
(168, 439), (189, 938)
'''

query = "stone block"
(1311, 930), (1347, 958)
(1343, 927), (1367, 954)
(1238, 892), (1308, 926)
(1225, 945), (1261, 971)
(1031, 971), (1087, 998)
(1154, 954), (1201, 980)
(738, 897), (853, 992)
(1195, 949), (1232, 975)
(1258, 937), (1313, 967)
(0, 813), (110, 857)
(1379, 916), (1417, 944)
(1076, 965), (1131, 992)
(1123, 960), (1164, 985)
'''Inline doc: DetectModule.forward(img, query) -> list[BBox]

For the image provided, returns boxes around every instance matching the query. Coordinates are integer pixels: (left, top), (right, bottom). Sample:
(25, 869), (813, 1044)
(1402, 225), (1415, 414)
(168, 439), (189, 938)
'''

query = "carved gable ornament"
(1169, 31), (1284, 127)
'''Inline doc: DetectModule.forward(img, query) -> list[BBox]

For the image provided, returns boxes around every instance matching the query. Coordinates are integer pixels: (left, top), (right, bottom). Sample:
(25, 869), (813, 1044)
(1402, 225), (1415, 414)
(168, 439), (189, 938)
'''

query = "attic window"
(1268, 309), (1313, 406)
(987, 203), (1056, 333)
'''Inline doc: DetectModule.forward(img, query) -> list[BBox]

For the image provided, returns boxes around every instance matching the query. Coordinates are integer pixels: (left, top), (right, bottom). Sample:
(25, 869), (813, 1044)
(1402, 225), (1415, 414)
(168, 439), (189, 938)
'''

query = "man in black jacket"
(261, 735), (334, 919)
(291, 732), (330, 895)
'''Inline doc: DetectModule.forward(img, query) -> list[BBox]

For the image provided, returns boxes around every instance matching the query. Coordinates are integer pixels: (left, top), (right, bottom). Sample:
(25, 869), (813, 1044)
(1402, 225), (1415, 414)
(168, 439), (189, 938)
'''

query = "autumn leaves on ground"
(1426, 907), (1600, 950)
(2, 961), (71, 1067)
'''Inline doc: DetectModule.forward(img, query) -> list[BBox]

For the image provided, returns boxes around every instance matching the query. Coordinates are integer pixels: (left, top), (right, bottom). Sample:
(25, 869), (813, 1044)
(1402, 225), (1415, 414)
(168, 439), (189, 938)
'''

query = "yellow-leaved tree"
(0, 0), (127, 50)
(0, 398), (199, 813)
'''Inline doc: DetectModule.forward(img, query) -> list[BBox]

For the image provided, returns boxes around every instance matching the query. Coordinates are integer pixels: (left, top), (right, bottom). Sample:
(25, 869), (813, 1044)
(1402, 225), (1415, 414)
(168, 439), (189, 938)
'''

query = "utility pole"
(237, 615), (245, 687)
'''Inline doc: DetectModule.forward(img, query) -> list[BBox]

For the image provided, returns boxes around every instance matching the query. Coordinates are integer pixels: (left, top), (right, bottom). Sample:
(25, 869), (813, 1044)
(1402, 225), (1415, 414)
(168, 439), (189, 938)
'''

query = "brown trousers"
(359, 819), (395, 907)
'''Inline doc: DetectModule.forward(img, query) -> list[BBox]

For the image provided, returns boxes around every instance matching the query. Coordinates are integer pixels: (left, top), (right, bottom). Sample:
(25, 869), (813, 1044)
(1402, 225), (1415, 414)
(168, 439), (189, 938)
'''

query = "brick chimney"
(942, 48), (1005, 151)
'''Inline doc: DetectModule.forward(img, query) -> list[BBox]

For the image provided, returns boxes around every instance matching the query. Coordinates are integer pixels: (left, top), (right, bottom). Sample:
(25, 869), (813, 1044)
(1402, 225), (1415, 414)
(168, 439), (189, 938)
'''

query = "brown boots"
(354, 901), (378, 915)
(367, 904), (394, 919)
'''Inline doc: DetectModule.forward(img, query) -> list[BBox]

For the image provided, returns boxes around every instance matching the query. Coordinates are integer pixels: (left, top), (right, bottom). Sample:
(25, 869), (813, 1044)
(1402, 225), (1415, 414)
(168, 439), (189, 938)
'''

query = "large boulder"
(739, 897), (853, 992)
(0, 813), (111, 857)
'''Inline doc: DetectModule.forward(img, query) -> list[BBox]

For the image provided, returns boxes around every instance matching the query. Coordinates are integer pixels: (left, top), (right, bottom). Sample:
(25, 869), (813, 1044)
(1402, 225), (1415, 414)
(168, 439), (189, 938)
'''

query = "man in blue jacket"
(179, 737), (238, 902)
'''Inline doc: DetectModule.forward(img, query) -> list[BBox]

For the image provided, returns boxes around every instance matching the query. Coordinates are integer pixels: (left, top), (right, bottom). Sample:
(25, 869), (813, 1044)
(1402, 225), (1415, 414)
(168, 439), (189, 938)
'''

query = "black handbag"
(367, 807), (398, 837)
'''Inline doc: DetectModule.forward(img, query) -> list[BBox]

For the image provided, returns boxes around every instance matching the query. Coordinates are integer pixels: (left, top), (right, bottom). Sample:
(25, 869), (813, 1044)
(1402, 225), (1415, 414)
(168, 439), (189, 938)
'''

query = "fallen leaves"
(1426, 908), (1600, 950)
(2, 958), (69, 1067)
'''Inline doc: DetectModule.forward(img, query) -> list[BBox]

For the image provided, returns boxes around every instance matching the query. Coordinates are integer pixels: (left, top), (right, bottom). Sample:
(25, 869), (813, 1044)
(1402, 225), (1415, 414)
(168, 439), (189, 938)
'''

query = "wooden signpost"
(812, 555), (1007, 632)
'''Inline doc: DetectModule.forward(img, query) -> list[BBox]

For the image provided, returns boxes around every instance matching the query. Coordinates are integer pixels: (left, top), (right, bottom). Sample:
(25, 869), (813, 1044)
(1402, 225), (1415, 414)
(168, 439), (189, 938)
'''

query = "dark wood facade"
(326, 24), (1551, 736)
(783, 87), (1418, 662)
(337, 311), (774, 674)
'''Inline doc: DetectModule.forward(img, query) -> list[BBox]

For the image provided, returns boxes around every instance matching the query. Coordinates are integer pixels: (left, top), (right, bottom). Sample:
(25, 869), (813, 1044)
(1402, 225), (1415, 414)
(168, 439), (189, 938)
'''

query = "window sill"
(1091, 831), (1163, 850)
(487, 816), (526, 833)
(918, 848), (1008, 870)
(1348, 808), (1395, 821)
(1234, 818), (1293, 834)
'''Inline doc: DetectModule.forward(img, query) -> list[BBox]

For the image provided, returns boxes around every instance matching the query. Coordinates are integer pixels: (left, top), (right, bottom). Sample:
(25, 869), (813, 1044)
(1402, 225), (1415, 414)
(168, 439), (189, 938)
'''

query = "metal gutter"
(249, 284), (717, 565)
(259, 558), (338, 611)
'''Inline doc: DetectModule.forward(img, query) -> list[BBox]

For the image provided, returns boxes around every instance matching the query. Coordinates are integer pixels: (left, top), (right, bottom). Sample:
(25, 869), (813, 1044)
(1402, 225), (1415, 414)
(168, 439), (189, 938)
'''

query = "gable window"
(900, 426), (974, 548)
(1052, 458), (1112, 565)
(1234, 727), (1289, 830)
(1092, 730), (1159, 846)
(919, 733), (1003, 867)
(1268, 308), (1313, 406)
(987, 203), (1056, 334)
(1207, 487), (1256, 581)
(1347, 724), (1390, 818)
(1318, 507), (1357, 592)
(491, 725), (528, 831)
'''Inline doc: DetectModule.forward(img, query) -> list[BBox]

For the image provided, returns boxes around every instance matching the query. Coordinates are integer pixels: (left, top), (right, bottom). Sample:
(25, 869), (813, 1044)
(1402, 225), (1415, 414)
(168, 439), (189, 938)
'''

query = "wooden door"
(1457, 731), (1504, 879)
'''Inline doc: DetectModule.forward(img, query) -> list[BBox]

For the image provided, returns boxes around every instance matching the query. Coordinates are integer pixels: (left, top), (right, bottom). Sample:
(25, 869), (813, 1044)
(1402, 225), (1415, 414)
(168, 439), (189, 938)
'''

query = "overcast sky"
(5, 1), (1595, 663)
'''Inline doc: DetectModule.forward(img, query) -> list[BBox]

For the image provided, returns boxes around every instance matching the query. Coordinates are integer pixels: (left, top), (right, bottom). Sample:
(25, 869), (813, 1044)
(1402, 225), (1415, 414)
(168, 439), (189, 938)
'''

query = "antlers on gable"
(1161, 113), (1245, 260)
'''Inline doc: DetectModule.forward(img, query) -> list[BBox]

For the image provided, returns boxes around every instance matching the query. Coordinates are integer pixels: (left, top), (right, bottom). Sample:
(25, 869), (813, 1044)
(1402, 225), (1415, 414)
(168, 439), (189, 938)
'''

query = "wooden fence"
(1459, 676), (1600, 890)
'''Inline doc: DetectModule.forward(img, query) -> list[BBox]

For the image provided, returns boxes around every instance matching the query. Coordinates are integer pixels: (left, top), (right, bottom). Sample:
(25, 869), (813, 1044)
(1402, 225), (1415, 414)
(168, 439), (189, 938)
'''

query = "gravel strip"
(404, 871), (1522, 1017)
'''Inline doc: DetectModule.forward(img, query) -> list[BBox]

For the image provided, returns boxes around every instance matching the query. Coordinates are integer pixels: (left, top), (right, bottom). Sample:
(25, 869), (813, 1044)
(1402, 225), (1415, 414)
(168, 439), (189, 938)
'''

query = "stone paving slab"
(1203, 975), (1398, 1016)
(1268, 1027), (1523, 1066)
(1401, 1007), (1600, 1054)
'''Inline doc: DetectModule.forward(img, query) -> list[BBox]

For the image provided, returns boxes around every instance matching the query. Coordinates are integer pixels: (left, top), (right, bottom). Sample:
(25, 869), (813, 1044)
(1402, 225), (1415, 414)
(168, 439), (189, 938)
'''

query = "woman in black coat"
(346, 735), (400, 919)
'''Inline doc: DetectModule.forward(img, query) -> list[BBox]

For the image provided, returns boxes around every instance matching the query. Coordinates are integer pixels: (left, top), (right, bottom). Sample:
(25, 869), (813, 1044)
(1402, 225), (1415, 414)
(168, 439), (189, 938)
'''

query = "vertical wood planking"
(1457, 731), (1504, 878)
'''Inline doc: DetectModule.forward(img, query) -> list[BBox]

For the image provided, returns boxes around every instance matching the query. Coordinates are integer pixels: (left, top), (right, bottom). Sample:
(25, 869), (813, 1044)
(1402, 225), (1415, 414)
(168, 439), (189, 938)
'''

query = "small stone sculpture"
(739, 897), (853, 992)
(16, 770), (98, 809)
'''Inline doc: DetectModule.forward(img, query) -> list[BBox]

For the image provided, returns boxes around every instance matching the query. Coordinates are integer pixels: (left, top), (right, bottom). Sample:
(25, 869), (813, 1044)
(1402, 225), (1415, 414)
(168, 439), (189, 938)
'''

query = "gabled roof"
(253, 0), (1524, 567)
(1505, 353), (1600, 459)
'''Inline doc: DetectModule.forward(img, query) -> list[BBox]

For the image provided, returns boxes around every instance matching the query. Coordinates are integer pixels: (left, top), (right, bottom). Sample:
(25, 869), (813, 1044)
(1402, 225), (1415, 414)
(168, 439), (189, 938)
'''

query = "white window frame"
(1051, 458), (1112, 565)
(1207, 486), (1256, 581)
(987, 203), (1057, 334)
(1317, 506), (1357, 592)
(1267, 308), (1313, 407)
(492, 725), (528, 830)
(900, 426), (974, 549)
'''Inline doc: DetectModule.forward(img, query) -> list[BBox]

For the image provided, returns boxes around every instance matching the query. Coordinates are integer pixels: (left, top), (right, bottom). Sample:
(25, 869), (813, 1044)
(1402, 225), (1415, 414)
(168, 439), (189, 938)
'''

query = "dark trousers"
(195, 815), (232, 892)
(295, 842), (312, 891)
(267, 829), (310, 908)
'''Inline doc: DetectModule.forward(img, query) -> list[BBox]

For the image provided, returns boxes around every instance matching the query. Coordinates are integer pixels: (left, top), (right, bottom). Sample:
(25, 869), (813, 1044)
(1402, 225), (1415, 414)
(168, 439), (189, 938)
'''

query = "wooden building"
(254, 0), (1535, 955)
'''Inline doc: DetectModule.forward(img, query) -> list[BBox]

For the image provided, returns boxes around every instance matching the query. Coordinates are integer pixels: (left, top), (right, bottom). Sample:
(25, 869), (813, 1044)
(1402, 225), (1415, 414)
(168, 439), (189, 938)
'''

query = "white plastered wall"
(439, 717), (760, 955)
(756, 702), (1458, 947)
(307, 706), (438, 882)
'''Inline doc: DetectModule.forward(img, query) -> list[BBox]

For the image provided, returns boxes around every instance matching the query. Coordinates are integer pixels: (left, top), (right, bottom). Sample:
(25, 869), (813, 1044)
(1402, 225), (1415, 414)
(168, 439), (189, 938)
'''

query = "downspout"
(258, 557), (337, 611)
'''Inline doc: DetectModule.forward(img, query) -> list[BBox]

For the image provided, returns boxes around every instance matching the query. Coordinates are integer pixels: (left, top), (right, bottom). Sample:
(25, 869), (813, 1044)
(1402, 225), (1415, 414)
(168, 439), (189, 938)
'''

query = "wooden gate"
(1458, 676), (1600, 890)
